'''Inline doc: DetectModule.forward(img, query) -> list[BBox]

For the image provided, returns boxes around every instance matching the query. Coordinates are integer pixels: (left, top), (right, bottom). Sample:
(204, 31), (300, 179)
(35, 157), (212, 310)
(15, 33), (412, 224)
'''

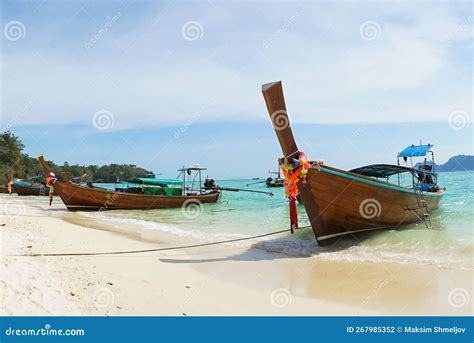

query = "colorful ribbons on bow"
(279, 152), (311, 232)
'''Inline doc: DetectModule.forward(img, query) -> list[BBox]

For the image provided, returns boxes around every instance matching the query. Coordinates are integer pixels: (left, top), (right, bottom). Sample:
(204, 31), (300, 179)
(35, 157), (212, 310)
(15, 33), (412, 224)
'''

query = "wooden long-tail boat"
(265, 175), (284, 188)
(266, 164), (284, 188)
(12, 180), (50, 196)
(38, 155), (220, 211)
(262, 81), (444, 242)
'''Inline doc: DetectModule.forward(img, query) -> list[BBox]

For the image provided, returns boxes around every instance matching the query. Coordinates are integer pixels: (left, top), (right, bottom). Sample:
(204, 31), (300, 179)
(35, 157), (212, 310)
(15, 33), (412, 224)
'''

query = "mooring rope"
(13, 226), (311, 257)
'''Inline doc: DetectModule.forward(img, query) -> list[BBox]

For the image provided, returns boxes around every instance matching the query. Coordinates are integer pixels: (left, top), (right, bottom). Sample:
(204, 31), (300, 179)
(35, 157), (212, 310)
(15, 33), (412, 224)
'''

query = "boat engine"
(204, 178), (217, 189)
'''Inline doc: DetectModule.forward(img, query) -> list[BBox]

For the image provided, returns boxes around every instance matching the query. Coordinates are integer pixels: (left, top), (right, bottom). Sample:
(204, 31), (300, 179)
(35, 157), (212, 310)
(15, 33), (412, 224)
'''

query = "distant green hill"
(415, 155), (474, 172)
(437, 155), (474, 172)
(1, 131), (154, 183)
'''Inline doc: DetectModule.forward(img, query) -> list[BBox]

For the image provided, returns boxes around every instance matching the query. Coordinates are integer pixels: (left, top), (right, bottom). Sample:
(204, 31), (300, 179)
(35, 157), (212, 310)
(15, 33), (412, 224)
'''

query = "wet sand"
(0, 194), (472, 316)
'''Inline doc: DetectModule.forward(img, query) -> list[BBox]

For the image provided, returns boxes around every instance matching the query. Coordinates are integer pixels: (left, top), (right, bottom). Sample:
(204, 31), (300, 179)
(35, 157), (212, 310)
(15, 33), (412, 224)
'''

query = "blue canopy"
(399, 144), (433, 157)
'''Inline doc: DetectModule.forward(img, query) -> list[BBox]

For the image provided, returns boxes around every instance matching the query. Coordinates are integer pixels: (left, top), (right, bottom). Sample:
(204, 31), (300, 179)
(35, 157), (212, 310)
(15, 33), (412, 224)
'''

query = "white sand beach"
(0, 194), (472, 316)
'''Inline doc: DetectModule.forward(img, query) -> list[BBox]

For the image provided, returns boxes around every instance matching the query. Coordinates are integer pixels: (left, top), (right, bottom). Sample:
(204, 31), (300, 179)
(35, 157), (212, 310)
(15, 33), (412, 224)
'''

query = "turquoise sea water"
(93, 171), (473, 269)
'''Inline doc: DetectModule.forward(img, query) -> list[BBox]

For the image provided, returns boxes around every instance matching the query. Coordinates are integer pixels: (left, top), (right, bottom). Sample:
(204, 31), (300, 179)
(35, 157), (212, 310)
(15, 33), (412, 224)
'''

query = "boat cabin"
(107, 164), (213, 197)
(350, 144), (441, 193)
(115, 178), (184, 196)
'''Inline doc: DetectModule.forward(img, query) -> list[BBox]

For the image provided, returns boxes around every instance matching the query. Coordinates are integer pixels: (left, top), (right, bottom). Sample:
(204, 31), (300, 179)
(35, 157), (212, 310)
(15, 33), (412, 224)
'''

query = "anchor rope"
(12, 226), (311, 257)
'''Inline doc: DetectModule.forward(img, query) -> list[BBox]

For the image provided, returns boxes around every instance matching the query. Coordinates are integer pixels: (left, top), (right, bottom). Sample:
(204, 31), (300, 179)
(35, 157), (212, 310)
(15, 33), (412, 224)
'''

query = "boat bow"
(262, 81), (326, 241)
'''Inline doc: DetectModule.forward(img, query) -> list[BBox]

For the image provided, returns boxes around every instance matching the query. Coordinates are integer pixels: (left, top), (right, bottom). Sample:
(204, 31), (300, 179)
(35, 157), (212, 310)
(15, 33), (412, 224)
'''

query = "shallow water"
(92, 171), (473, 269)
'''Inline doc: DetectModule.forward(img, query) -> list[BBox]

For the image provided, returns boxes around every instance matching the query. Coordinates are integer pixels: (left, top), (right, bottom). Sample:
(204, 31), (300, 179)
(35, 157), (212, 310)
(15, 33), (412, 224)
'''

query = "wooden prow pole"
(38, 155), (51, 177)
(261, 81), (299, 159)
(262, 81), (301, 234)
(261, 81), (324, 242)
(38, 155), (69, 182)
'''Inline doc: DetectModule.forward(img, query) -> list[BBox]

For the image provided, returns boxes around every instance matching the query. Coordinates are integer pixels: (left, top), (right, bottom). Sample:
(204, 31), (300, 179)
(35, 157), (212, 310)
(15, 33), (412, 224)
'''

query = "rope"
(13, 226), (311, 257)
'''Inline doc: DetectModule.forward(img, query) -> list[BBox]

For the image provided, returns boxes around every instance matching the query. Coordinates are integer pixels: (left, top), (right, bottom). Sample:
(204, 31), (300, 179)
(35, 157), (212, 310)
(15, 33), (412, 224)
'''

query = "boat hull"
(53, 181), (220, 211)
(298, 165), (444, 241)
(12, 183), (49, 196)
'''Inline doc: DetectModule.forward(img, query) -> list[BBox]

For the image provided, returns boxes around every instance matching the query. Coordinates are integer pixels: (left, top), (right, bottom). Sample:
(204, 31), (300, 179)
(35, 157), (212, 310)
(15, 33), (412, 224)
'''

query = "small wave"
(79, 212), (472, 270)
(247, 229), (473, 270)
(80, 212), (255, 244)
(315, 245), (473, 270)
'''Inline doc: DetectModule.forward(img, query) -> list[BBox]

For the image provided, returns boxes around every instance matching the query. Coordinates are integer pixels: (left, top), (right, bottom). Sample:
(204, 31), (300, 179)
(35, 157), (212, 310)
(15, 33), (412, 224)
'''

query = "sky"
(1, 0), (472, 179)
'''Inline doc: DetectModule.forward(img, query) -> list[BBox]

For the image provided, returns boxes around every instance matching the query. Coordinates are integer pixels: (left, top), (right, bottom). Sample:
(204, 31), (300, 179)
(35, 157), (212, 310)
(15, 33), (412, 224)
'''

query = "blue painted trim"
(319, 167), (442, 197)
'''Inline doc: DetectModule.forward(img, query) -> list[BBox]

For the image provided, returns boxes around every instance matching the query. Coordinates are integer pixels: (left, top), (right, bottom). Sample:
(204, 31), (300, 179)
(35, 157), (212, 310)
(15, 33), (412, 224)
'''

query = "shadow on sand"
(158, 229), (372, 264)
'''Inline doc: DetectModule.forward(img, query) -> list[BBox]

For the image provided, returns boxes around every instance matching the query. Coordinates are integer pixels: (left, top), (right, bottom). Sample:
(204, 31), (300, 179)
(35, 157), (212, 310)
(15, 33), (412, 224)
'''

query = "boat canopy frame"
(350, 144), (440, 191)
(397, 144), (436, 171)
(177, 166), (207, 196)
(111, 168), (211, 196)
(396, 143), (438, 188)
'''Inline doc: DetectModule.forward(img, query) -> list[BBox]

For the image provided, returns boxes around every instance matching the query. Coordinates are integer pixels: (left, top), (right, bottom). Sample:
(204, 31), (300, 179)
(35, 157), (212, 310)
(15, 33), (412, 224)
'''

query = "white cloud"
(1, 1), (471, 129)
